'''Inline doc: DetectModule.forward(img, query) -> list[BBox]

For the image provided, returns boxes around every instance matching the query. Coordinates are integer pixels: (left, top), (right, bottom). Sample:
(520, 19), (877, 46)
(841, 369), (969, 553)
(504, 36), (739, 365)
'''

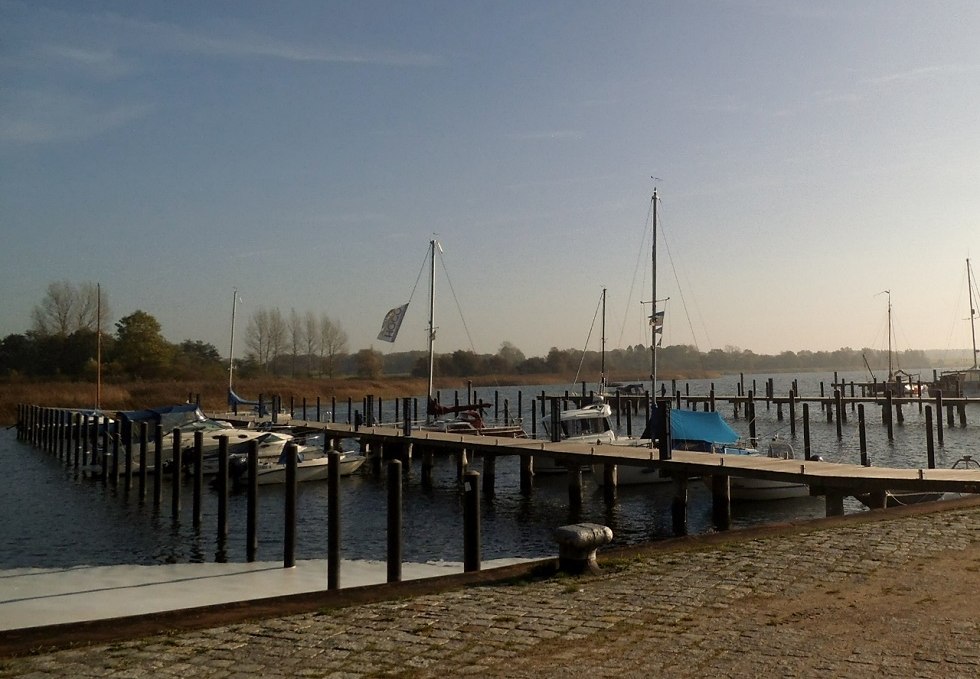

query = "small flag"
(377, 303), (409, 342)
(650, 310), (665, 333)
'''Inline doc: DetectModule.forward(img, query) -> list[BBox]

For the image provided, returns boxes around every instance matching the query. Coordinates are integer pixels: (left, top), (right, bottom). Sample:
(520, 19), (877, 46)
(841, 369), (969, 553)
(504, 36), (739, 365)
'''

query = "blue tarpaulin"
(641, 409), (739, 450)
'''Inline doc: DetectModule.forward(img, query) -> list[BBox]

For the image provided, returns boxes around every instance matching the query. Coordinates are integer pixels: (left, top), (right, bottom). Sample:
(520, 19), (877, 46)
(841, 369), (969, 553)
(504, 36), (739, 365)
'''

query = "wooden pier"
(284, 418), (980, 534)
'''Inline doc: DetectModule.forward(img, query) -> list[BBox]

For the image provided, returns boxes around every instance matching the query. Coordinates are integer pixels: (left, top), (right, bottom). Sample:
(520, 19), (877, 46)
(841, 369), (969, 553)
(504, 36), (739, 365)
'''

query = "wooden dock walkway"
(286, 418), (980, 531)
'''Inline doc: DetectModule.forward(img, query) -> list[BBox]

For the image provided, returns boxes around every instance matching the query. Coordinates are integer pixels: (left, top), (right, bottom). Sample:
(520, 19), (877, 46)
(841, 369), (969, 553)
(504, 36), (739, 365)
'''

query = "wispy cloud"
(0, 90), (150, 144)
(102, 13), (441, 67)
(503, 130), (584, 141)
(866, 63), (980, 85)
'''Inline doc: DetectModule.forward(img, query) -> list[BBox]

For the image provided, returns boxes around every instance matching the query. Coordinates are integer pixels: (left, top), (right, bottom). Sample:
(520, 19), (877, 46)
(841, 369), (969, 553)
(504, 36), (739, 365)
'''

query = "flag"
(377, 303), (409, 342)
(650, 310), (665, 333)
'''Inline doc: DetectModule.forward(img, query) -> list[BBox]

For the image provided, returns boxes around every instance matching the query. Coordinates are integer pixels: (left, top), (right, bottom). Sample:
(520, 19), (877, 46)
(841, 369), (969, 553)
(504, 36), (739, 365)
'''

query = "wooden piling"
(387, 459), (403, 583)
(925, 405), (936, 470)
(170, 429), (182, 520)
(283, 443), (297, 568)
(859, 404), (869, 467)
(328, 449), (341, 590)
(246, 441), (258, 563)
(671, 475), (689, 536)
(710, 474), (731, 531)
(463, 470), (481, 572)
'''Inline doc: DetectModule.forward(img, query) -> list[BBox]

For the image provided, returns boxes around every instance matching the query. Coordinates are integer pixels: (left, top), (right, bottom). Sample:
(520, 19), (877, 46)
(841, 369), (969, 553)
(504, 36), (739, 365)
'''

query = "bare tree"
(244, 307), (272, 367)
(31, 280), (110, 337)
(288, 308), (304, 376)
(319, 314), (348, 378)
(267, 308), (287, 371)
(304, 310), (320, 375)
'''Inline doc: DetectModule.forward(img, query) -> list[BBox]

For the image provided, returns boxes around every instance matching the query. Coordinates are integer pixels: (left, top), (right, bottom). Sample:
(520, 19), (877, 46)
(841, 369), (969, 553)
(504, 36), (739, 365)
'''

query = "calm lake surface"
(2, 371), (977, 570)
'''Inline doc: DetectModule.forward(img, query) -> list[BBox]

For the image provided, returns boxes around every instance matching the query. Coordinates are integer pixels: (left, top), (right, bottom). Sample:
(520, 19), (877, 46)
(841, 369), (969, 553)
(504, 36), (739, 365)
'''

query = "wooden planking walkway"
(286, 419), (980, 496)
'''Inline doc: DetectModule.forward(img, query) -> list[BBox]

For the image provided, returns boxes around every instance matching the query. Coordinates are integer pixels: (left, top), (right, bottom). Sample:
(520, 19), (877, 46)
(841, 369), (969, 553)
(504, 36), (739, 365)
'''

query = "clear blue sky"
(3, 1), (979, 361)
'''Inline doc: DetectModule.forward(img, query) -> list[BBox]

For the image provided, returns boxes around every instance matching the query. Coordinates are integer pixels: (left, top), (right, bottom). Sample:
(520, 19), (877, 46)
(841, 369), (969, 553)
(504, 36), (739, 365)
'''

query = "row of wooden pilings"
(15, 404), (485, 583)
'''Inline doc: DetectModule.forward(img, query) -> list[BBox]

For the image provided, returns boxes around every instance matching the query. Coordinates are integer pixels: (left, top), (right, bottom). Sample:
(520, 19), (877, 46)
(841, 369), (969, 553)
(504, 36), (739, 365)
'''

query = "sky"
(2, 0), (979, 362)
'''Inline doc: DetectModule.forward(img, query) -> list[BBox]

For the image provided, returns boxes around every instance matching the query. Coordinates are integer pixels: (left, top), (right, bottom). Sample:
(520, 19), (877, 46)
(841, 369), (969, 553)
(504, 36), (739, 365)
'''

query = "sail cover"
(641, 409), (739, 447)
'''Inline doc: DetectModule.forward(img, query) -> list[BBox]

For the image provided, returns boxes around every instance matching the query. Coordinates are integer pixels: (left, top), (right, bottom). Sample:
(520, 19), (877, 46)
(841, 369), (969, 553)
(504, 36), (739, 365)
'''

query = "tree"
(319, 314), (348, 378)
(113, 310), (172, 379)
(303, 311), (319, 375)
(173, 340), (224, 379)
(31, 280), (110, 337)
(353, 348), (383, 379)
(496, 341), (525, 372)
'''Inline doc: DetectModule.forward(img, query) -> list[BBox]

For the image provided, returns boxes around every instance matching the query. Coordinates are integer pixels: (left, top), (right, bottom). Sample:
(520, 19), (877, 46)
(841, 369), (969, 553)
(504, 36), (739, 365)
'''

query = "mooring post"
(520, 455), (533, 494)
(246, 440), (258, 562)
(602, 464), (617, 504)
(747, 391), (757, 447)
(935, 391), (944, 446)
(859, 404), (869, 466)
(658, 400), (672, 460)
(711, 473), (731, 531)
(137, 422), (148, 500)
(671, 474), (689, 536)
(192, 431), (204, 529)
(789, 390), (797, 438)
(387, 458), (403, 583)
(482, 453), (496, 495)
(170, 428), (182, 520)
(73, 412), (82, 470)
(885, 390), (894, 441)
(835, 390), (843, 439)
(463, 469), (481, 572)
(803, 403), (811, 460)
(958, 403), (967, 428)
(456, 448), (468, 483)
(109, 432), (120, 486)
(153, 424), (163, 507)
(218, 435), (230, 540)
(925, 405), (936, 470)
(567, 463), (583, 510)
(947, 404), (955, 429)
(283, 443), (297, 568)
(421, 449), (434, 488)
(328, 449), (341, 589)
(825, 492), (844, 517)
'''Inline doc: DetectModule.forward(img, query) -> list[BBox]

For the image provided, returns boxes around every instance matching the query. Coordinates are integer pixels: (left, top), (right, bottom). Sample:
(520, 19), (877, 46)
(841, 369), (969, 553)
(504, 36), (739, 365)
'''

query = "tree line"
(0, 280), (935, 382)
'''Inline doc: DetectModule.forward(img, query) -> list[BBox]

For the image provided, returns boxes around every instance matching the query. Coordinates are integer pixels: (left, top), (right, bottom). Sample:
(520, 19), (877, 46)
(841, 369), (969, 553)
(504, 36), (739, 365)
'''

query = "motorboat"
(227, 448), (366, 486)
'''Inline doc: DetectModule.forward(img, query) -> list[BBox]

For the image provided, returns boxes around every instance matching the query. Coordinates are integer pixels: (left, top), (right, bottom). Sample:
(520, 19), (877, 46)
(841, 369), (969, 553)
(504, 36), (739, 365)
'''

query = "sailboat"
(864, 290), (922, 396)
(932, 258), (980, 398)
(377, 239), (527, 437)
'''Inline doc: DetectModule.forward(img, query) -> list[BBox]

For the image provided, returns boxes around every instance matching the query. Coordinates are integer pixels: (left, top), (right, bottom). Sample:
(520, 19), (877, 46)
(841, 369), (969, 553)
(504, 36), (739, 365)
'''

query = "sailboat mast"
(968, 258), (978, 369)
(228, 288), (238, 392)
(96, 282), (102, 410)
(600, 287), (607, 394)
(650, 188), (658, 397)
(427, 239), (437, 405)
(886, 290), (893, 378)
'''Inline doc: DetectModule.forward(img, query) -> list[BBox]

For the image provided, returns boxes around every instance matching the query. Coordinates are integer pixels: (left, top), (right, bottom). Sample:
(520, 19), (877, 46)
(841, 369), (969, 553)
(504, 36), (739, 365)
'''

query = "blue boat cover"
(641, 409), (739, 449)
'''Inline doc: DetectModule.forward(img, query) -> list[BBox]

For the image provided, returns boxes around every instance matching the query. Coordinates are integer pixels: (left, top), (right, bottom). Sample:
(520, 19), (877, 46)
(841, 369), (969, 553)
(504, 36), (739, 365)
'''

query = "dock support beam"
(710, 474), (731, 530)
(567, 464), (583, 510)
(602, 463), (617, 504)
(519, 455), (533, 494)
(671, 474), (689, 536)
(825, 492), (845, 517)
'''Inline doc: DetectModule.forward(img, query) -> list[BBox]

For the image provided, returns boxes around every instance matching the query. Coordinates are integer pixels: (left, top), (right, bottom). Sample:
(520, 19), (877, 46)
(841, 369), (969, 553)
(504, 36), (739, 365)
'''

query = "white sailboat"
(933, 258), (980, 397)
(377, 239), (527, 437)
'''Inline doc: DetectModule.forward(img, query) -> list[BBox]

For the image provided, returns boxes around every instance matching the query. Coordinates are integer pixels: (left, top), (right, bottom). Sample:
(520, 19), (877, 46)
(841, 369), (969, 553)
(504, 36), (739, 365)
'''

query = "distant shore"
(0, 371), (720, 426)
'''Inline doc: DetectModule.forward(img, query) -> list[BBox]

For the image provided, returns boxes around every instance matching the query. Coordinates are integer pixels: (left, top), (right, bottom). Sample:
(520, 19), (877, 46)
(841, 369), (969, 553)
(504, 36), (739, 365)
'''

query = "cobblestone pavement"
(2, 504), (979, 678)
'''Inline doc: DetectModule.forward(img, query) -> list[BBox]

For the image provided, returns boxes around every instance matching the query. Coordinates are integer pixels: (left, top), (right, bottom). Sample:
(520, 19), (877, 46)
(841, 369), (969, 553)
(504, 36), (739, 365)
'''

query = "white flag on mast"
(377, 303), (409, 342)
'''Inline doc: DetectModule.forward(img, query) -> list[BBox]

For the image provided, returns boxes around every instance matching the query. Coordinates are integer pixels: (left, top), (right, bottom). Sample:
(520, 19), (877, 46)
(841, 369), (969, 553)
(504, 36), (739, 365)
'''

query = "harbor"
(5, 371), (980, 569)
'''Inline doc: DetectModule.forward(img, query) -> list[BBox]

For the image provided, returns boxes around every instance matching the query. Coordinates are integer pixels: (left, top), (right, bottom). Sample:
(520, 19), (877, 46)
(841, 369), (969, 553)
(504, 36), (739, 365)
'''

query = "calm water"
(2, 371), (977, 570)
